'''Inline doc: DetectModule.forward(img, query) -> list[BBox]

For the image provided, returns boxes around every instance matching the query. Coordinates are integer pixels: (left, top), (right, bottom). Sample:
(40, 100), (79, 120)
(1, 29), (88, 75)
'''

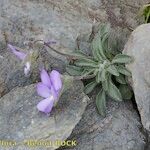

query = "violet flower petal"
(8, 44), (27, 60)
(50, 70), (62, 91)
(37, 97), (54, 114)
(37, 82), (51, 98)
(50, 86), (58, 100)
(40, 69), (51, 88)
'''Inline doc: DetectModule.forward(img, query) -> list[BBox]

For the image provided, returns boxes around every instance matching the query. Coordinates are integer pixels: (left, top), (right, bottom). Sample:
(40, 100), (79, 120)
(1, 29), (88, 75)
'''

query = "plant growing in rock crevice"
(8, 25), (133, 116)
(140, 3), (150, 23)
(66, 25), (133, 116)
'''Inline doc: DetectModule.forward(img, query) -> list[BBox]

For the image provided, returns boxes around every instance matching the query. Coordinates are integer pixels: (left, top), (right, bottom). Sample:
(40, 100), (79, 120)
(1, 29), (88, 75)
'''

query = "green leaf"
(117, 65), (131, 76)
(119, 84), (133, 100)
(107, 65), (119, 76)
(61, 75), (74, 93)
(112, 54), (133, 64)
(115, 74), (126, 84)
(96, 71), (101, 83)
(99, 24), (110, 37)
(91, 25), (109, 60)
(100, 70), (106, 81)
(96, 69), (106, 83)
(107, 76), (122, 101)
(101, 73), (109, 91)
(102, 80), (108, 91)
(75, 59), (97, 67)
(94, 69), (99, 75)
(92, 38), (103, 60)
(66, 65), (83, 76)
(84, 81), (97, 94)
(96, 90), (106, 116)
(82, 69), (95, 77)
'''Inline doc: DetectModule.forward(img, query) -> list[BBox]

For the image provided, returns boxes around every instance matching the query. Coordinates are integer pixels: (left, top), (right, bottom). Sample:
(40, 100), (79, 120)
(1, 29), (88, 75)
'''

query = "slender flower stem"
(34, 40), (71, 57)
(44, 42), (70, 56)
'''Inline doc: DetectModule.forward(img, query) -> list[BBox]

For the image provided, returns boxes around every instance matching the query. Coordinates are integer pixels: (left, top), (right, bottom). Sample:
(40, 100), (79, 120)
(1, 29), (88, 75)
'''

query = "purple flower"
(8, 44), (30, 76)
(8, 44), (27, 60)
(37, 69), (62, 114)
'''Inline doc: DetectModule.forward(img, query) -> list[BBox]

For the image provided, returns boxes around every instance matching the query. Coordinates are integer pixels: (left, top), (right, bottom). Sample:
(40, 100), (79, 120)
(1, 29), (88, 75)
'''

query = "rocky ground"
(0, 0), (150, 150)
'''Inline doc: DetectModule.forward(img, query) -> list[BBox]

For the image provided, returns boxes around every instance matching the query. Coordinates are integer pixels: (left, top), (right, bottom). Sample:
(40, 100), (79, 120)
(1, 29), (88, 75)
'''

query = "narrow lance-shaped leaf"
(92, 37), (103, 60)
(112, 54), (133, 64)
(99, 24), (110, 36)
(100, 70), (107, 81)
(82, 69), (95, 77)
(96, 90), (106, 116)
(102, 74), (110, 91)
(115, 74), (126, 84)
(107, 65), (119, 76)
(116, 65), (132, 76)
(66, 65), (83, 76)
(96, 71), (101, 83)
(119, 84), (133, 100)
(97, 33), (107, 60)
(107, 76), (122, 101)
(96, 69), (106, 83)
(75, 59), (97, 67)
(84, 81), (97, 94)
(92, 25), (109, 60)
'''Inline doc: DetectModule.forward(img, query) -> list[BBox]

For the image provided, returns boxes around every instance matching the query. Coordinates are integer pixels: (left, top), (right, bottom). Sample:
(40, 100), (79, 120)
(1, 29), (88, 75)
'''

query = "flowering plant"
(37, 69), (62, 114)
(8, 44), (30, 76)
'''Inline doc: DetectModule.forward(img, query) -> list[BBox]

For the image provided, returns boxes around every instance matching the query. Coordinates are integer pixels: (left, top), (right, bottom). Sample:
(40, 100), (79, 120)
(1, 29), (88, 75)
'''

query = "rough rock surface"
(58, 92), (146, 150)
(0, 0), (149, 150)
(123, 24), (150, 133)
(0, 80), (88, 150)
(0, 0), (148, 96)
(0, 47), (66, 98)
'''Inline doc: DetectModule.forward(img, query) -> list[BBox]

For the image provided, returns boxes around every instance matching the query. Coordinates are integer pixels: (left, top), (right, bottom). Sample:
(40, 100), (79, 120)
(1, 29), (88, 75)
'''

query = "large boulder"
(0, 80), (88, 150)
(123, 24), (150, 132)
(0, 0), (148, 96)
(58, 96), (146, 150)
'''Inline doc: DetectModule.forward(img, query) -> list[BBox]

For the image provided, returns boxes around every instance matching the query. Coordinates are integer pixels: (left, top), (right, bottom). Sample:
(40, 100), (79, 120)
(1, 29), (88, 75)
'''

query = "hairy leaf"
(117, 65), (131, 76)
(92, 25), (109, 60)
(119, 84), (133, 100)
(75, 59), (97, 67)
(100, 70), (106, 81)
(107, 76), (122, 101)
(82, 69), (95, 77)
(99, 24), (110, 37)
(92, 38), (103, 60)
(107, 65), (119, 76)
(96, 71), (101, 83)
(96, 90), (106, 116)
(102, 74), (109, 91)
(115, 74), (126, 84)
(112, 54), (133, 64)
(84, 81), (97, 94)
(66, 65), (83, 76)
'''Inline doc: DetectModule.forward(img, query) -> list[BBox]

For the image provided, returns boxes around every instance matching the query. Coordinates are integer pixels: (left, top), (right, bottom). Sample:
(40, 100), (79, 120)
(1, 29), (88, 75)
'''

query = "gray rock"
(58, 97), (146, 150)
(0, 0), (148, 56)
(0, 0), (148, 97)
(0, 1), (149, 149)
(0, 46), (66, 97)
(0, 80), (88, 150)
(123, 24), (150, 132)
